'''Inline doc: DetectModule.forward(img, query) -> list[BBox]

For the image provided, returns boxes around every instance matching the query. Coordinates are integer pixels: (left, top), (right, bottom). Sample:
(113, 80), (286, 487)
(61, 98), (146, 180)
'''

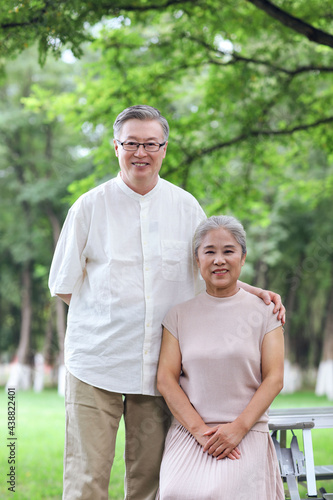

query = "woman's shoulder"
(163, 293), (204, 323)
(170, 293), (204, 315)
(241, 289), (276, 312)
(241, 290), (281, 334)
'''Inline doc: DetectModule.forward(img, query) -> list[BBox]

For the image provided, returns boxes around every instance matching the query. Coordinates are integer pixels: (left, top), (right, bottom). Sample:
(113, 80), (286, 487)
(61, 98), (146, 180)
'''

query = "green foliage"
(0, 47), (95, 354)
(1, 1), (333, 366)
(46, 0), (333, 369)
(0, 0), (201, 66)
(1, 0), (90, 64)
(39, 1), (333, 200)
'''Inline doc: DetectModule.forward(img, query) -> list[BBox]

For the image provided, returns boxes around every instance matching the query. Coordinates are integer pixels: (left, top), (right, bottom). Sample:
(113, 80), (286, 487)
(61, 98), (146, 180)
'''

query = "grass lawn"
(0, 388), (332, 499)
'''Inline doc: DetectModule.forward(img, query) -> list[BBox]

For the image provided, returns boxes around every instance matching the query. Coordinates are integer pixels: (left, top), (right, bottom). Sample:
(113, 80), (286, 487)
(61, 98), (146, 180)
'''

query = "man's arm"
(238, 280), (286, 324)
(57, 293), (72, 306)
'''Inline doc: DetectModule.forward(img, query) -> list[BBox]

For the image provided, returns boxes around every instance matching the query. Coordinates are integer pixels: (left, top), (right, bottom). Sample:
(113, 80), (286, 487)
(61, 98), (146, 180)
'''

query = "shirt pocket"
(161, 240), (189, 281)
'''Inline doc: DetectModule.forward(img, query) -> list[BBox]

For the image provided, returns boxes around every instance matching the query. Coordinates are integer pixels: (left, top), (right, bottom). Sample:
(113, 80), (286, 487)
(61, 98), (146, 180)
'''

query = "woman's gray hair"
(113, 105), (169, 141)
(194, 215), (247, 258)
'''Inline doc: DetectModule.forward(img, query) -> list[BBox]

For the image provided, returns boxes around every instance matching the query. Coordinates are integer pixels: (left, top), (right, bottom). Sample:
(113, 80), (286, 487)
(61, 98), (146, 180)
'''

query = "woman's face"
(196, 227), (246, 297)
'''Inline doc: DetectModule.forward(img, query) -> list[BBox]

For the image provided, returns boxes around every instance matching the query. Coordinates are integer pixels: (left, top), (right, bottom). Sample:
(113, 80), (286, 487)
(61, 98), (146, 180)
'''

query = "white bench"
(269, 407), (333, 500)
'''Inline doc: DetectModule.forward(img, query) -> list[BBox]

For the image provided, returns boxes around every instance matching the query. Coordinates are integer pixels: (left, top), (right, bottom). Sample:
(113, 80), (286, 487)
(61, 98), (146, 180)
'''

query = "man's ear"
(162, 141), (168, 159)
(113, 139), (119, 157)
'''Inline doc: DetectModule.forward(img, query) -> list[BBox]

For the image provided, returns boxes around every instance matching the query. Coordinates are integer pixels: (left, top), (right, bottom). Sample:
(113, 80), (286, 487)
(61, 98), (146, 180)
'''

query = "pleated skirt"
(156, 421), (284, 500)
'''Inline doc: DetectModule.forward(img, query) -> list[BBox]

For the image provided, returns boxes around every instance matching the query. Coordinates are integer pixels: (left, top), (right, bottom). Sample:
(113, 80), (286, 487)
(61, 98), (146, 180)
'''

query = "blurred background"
(0, 1), (332, 498)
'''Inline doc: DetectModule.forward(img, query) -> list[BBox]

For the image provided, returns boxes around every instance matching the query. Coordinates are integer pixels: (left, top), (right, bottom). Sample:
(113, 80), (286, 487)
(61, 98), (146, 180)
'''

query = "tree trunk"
(44, 124), (67, 394)
(16, 265), (32, 363)
(6, 264), (33, 390)
(56, 296), (66, 396)
(33, 308), (53, 393)
(282, 291), (302, 394)
(281, 261), (303, 393)
(253, 258), (269, 291)
(43, 310), (54, 366)
(315, 281), (333, 401)
(46, 206), (67, 395)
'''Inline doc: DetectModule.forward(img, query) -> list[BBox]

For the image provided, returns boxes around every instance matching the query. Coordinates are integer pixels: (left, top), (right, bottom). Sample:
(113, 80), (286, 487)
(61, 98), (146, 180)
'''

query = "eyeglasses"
(116, 139), (166, 152)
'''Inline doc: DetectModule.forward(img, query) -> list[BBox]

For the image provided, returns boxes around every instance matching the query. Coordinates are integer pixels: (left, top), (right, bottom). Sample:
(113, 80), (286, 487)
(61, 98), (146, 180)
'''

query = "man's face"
(114, 119), (168, 195)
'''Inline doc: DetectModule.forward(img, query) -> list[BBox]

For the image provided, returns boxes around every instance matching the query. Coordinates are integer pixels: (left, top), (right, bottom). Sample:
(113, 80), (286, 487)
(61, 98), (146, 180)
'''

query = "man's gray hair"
(113, 105), (169, 141)
(193, 215), (247, 258)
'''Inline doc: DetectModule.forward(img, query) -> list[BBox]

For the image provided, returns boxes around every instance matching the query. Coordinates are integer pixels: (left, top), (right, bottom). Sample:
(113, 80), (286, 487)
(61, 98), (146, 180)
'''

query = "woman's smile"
(196, 228), (246, 297)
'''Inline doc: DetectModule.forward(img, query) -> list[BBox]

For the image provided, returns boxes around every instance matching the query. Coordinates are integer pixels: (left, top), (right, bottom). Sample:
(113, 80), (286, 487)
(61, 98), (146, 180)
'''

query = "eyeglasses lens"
(123, 143), (159, 152)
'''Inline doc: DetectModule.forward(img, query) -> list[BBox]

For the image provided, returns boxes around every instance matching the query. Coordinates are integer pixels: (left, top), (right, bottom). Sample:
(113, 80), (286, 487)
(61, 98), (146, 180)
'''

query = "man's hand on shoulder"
(238, 281), (286, 325)
(258, 289), (285, 325)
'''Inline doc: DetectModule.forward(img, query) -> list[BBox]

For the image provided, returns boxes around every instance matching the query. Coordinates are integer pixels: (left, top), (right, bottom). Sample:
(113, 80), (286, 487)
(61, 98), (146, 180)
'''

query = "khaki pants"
(63, 371), (171, 500)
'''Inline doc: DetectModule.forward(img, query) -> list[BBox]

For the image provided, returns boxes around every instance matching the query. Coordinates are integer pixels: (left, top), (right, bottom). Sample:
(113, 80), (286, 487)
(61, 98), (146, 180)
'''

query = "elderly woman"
(156, 215), (284, 500)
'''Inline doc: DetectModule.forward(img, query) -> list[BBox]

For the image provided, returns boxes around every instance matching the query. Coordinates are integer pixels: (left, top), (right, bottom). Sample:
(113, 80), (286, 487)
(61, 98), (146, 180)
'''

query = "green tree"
(0, 47), (94, 389)
(1, 0), (333, 396)
(1, 1), (333, 63)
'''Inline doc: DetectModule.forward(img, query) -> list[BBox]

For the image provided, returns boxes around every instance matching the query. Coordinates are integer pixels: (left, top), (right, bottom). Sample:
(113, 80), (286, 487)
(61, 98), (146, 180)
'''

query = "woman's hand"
(202, 423), (244, 460)
(194, 424), (241, 460)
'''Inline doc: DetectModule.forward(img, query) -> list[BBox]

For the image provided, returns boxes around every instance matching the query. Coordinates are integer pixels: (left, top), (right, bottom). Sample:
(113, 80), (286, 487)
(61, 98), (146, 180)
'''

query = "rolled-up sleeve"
(48, 203), (88, 297)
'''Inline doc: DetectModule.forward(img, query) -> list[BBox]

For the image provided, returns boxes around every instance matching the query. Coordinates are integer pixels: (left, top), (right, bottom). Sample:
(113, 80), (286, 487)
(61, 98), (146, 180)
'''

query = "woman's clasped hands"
(199, 422), (244, 461)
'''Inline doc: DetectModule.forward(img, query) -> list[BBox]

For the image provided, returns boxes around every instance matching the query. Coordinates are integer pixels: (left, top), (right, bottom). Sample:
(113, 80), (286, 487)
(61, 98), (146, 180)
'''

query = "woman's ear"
(241, 253), (247, 266)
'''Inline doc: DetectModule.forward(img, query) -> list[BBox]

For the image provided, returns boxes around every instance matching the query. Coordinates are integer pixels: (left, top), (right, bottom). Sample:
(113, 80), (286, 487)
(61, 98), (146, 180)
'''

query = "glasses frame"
(115, 139), (166, 152)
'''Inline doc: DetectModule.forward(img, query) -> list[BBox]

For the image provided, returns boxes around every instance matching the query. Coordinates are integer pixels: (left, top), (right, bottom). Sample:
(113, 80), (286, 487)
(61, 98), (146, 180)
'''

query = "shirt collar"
(115, 172), (162, 201)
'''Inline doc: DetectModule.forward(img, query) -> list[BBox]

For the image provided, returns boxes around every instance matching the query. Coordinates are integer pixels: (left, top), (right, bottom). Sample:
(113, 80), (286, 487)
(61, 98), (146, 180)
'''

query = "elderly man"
(49, 105), (284, 500)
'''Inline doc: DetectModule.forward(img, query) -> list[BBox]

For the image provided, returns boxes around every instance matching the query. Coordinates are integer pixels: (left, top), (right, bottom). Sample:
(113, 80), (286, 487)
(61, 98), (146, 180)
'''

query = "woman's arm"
(238, 281), (286, 324)
(157, 328), (210, 445)
(157, 328), (240, 459)
(203, 325), (284, 460)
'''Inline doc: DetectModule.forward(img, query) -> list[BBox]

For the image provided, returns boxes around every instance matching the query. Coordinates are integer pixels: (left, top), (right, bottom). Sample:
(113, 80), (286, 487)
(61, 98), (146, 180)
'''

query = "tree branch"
(111, 0), (200, 12)
(247, 0), (333, 48)
(0, 0), (198, 30)
(210, 57), (333, 76)
(187, 116), (333, 162)
(187, 35), (333, 75)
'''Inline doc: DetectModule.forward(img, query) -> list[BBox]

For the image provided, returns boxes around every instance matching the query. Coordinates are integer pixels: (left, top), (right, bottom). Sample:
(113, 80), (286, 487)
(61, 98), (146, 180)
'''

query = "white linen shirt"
(49, 174), (206, 395)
